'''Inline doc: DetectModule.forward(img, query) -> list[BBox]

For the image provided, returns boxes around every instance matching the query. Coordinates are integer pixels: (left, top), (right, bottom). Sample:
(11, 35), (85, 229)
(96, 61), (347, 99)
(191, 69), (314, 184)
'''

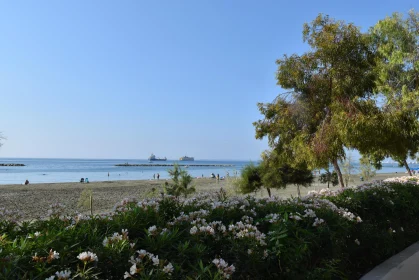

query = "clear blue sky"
(0, 1), (417, 160)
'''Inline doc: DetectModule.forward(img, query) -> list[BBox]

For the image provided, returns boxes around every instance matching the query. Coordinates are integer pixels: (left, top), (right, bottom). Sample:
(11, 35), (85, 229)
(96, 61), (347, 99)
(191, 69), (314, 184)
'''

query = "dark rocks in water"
(0, 163), (25, 166)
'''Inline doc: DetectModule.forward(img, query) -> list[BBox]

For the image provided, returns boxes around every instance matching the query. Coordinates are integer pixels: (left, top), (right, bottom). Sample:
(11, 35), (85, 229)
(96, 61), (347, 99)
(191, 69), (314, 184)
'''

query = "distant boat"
(179, 155), (194, 161)
(148, 153), (167, 161)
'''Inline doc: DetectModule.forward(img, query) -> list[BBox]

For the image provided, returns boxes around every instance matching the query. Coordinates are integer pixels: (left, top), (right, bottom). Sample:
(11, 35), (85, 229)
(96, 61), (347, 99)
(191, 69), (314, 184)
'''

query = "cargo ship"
(179, 155), (194, 161)
(148, 153), (167, 161)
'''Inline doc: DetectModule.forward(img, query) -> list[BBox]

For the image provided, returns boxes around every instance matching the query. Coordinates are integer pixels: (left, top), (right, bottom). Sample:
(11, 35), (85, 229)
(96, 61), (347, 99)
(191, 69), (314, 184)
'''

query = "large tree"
(365, 10), (419, 175)
(254, 14), (376, 188)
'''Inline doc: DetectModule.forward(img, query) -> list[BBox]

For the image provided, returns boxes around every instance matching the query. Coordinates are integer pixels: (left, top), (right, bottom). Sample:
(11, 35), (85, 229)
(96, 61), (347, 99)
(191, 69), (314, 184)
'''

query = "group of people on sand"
(211, 173), (223, 181)
(153, 173), (160, 180)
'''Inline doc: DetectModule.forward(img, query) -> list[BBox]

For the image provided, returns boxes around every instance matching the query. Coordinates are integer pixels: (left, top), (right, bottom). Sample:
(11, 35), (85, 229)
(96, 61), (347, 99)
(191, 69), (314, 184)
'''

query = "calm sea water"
(0, 158), (416, 185)
(0, 158), (250, 184)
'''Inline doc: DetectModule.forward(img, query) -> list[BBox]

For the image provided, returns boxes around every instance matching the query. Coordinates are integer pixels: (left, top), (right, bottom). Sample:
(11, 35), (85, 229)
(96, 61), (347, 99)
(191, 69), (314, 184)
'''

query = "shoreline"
(0, 172), (406, 220)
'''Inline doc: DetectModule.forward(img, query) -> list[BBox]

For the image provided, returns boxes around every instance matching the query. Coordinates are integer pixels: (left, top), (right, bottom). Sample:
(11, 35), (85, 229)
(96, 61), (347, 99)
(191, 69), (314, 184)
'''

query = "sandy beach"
(0, 172), (406, 220)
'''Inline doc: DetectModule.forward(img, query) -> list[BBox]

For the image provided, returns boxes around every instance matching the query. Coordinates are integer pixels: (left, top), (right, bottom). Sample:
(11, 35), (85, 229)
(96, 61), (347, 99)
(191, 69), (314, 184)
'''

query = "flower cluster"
(103, 229), (129, 247)
(124, 249), (174, 278)
(77, 251), (98, 263)
(45, 270), (71, 280)
(212, 258), (235, 279)
(383, 176), (419, 185)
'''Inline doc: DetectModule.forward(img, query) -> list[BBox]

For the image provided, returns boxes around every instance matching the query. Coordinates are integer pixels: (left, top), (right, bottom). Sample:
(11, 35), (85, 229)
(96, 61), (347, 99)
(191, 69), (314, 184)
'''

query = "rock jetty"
(0, 163), (25, 166)
(115, 163), (234, 167)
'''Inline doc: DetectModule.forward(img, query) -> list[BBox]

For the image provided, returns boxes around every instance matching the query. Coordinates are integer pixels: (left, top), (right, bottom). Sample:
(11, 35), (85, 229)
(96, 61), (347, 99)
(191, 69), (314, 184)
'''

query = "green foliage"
(254, 14), (377, 188)
(319, 170), (339, 188)
(236, 152), (314, 197)
(354, 10), (419, 174)
(2, 181), (419, 279)
(234, 162), (263, 194)
(164, 164), (196, 198)
(260, 149), (314, 192)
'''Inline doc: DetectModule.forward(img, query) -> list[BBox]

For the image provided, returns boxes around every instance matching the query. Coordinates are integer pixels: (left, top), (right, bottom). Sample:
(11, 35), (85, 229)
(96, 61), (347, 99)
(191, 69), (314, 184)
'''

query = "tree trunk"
(297, 185), (301, 198)
(332, 159), (345, 188)
(404, 159), (412, 176)
(267, 188), (271, 198)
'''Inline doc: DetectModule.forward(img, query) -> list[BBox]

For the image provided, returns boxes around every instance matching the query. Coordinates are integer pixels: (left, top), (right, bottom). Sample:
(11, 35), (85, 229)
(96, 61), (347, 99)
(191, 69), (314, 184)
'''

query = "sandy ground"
(0, 173), (407, 220)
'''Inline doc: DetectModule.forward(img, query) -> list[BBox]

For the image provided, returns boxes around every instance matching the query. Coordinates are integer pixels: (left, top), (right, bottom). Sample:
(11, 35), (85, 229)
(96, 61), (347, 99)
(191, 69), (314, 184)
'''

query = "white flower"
(103, 237), (109, 247)
(190, 226), (198, 235)
(312, 218), (325, 227)
(401, 227), (404, 232)
(77, 251), (98, 263)
(130, 264), (137, 275)
(247, 249), (252, 255)
(137, 249), (147, 259)
(163, 262), (174, 274)
(355, 239), (360, 245)
(303, 209), (316, 218)
(130, 242), (135, 248)
(148, 225), (157, 235)
(356, 216), (362, 223)
(51, 250), (60, 260)
(123, 271), (131, 279)
(263, 250), (268, 259)
(55, 269), (71, 279)
(152, 255), (159, 266)
(34, 231), (41, 237)
(45, 276), (55, 280)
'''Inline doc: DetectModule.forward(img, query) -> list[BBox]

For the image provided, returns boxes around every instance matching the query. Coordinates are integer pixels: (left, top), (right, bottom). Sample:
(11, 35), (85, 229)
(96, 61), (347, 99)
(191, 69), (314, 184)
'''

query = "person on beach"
(108, 172), (109, 177)
(24, 179), (29, 185)
(217, 174), (220, 181)
(153, 174), (155, 179)
(157, 173), (160, 180)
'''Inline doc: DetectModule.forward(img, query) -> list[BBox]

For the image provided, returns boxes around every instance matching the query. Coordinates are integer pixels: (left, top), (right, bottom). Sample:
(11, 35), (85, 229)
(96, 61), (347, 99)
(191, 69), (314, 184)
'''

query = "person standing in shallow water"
(157, 173), (160, 180)
(153, 174), (155, 180)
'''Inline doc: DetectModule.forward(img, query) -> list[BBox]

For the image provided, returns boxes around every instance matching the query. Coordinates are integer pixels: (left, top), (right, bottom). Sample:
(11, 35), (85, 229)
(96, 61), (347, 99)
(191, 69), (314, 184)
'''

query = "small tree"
(165, 164), (196, 198)
(235, 163), (263, 195)
(236, 151), (314, 197)
(319, 170), (339, 188)
(359, 156), (376, 182)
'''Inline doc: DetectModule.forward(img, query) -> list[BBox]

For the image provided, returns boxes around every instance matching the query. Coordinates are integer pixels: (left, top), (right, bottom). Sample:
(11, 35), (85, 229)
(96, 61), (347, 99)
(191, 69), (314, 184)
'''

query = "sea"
(0, 158), (249, 185)
(0, 158), (417, 185)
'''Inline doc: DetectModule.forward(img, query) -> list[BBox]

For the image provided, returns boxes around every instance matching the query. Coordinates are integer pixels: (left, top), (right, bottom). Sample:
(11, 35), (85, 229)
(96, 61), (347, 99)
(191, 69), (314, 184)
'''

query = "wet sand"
(0, 173), (406, 220)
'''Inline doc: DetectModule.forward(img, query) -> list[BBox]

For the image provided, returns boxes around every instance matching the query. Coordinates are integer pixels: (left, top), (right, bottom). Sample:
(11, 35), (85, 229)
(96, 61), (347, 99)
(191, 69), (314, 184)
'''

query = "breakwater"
(0, 163), (25, 166)
(115, 163), (234, 167)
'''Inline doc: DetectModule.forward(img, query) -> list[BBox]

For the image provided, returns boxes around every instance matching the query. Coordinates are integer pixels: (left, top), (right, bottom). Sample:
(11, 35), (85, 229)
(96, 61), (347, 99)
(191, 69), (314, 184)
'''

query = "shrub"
(1, 179), (419, 279)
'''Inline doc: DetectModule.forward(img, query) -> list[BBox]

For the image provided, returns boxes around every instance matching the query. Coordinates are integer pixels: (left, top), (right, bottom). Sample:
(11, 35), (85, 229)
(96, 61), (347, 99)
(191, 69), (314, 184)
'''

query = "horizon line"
(0, 156), (261, 162)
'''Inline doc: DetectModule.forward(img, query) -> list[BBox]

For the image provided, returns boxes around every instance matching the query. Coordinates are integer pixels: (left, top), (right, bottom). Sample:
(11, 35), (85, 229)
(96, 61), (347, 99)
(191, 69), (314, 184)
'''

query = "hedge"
(1, 177), (419, 279)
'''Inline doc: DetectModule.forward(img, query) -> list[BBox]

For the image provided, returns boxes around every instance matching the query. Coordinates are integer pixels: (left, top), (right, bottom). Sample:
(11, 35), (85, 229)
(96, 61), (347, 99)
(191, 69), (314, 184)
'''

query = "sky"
(0, 1), (418, 160)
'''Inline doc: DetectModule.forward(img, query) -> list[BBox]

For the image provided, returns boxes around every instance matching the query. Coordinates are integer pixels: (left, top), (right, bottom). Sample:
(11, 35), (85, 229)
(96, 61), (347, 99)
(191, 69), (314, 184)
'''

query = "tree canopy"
(255, 14), (377, 187)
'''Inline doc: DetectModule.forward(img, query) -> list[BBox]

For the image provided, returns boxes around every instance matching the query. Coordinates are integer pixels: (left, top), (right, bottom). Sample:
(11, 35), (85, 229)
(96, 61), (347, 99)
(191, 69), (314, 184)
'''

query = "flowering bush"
(1, 179), (419, 279)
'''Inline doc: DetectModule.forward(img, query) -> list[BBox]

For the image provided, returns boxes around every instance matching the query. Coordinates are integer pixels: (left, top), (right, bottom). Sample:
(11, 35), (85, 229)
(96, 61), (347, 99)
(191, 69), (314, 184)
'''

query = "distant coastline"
(0, 163), (25, 166)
